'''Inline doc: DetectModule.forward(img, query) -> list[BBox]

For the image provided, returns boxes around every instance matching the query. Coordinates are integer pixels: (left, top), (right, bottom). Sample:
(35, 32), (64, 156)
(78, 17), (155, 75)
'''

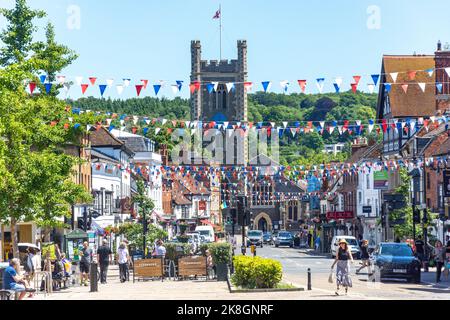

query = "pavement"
(25, 237), (449, 300)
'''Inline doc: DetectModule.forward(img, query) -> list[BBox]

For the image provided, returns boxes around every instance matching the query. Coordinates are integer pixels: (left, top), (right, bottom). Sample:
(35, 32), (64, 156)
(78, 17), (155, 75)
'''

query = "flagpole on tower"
(219, 4), (222, 61)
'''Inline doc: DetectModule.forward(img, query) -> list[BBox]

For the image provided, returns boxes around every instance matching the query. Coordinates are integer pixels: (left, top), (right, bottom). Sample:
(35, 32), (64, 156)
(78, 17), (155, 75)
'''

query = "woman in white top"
(117, 242), (130, 283)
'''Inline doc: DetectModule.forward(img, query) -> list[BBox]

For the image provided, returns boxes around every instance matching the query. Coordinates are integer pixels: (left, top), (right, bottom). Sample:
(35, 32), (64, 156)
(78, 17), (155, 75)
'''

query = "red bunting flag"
(401, 84), (408, 94)
(243, 82), (253, 90)
(351, 83), (358, 93)
(189, 83), (196, 94)
(29, 82), (37, 94)
(89, 77), (97, 85)
(194, 81), (200, 91)
(353, 76), (361, 85)
(132, 127), (138, 134)
(141, 79), (149, 89)
(298, 80), (307, 93)
(408, 71), (417, 80)
(81, 84), (89, 94)
(64, 123), (70, 130)
(381, 119), (387, 133)
(135, 84), (144, 96)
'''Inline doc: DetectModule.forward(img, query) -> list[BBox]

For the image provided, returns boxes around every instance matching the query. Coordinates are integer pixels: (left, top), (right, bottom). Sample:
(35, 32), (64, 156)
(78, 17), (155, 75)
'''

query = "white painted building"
(323, 143), (346, 156)
(356, 170), (383, 247)
(110, 130), (163, 222)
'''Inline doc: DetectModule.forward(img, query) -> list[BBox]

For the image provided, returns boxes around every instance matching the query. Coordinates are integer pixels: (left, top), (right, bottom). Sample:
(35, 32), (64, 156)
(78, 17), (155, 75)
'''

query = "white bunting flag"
(226, 83), (235, 93)
(280, 80), (290, 92)
(185, 121), (191, 128)
(270, 122), (276, 128)
(282, 121), (288, 129)
(390, 72), (398, 83)
(133, 116), (139, 125)
(120, 119), (125, 126)
(106, 119), (112, 125)
(57, 76), (66, 84)
(368, 123), (374, 133)
(68, 117), (73, 123)
(116, 85), (124, 95)
(162, 119), (167, 126)
(76, 76), (83, 86)
(145, 119), (151, 125)
(106, 79), (114, 87)
(191, 128), (197, 136)
(367, 84), (375, 94)
(223, 121), (229, 129)
(401, 84), (408, 93)
(171, 85), (179, 94)
(418, 83), (426, 92)
(445, 67), (450, 77)
(212, 82), (219, 92)
(319, 121), (325, 129)
(418, 117), (424, 125)
(123, 79), (131, 87)
(316, 79), (325, 93)
(290, 128), (296, 137)
(155, 128), (161, 135)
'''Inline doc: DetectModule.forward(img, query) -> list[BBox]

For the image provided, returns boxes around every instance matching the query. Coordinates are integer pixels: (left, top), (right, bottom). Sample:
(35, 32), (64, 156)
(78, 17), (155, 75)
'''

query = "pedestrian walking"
(117, 242), (130, 283)
(331, 239), (354, 296)
(97, 239), (112, 284)
(153, 240), (166, 258)
(356, 240), (371, 274)
(314, 235), (321, 252)
(80, 241), (93, 286)
(206, 249), (215, 279)
(432, 241), (446, 283)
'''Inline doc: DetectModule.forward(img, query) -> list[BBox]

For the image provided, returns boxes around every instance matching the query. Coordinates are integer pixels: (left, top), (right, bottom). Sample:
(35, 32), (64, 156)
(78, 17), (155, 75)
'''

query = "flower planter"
(215, 263), (229, 281)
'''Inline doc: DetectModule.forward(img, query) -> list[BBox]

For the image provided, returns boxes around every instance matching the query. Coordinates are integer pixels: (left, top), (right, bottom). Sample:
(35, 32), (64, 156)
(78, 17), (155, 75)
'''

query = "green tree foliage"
(0, 0), (45, 66)
(32, 22), (78, 92)
(0, 0), (93, 257)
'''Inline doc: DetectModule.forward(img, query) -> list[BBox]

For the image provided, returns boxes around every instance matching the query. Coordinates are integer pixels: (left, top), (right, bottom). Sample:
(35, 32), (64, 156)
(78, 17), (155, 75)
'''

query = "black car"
(371, 243), (421, 283)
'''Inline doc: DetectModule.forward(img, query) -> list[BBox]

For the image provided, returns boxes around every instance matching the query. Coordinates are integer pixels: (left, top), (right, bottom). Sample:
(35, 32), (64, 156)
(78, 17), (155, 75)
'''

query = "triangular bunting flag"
(353, 75), (361, 85)
(116, 85), (124, 95)
(351, 83), (358, 93)
(384, 83), (392, 93)
(176, 80), (183, 91)
(226, 82), (235, 93)
(40, 75), (47, 84)
(99, 84), (107, 97)
(123, 79), (131, 87)
(75, 76), (83, 86)
(401, 84), (408, 94)
(408, 71), (417, 80)
(436, 83), (443, 93)
(418, 83), (426, 92)
(29, 82), (37, 94)
(390, 73), (398, 83)
(367, 84), (375, 94)
(153, 84), (162, 95)
(141, 79), (149, 89)
(316, 78), (325, 93)
(136, 84), (144, 96)
(280, 80), (289, 93)
(371, 74), (380, 86)
(298, 80), (307, 93)
(45, 83), (52, 94)
(206, 83), (215, 93)
(262, 81), (271, 92)
(89, 77), (97, 86)
(81, 84), (89, 95)
(106, 78), (114, 87)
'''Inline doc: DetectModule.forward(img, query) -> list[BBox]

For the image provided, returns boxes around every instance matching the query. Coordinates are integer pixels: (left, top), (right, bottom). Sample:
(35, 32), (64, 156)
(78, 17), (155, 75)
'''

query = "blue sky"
(1, 0), (449, 99)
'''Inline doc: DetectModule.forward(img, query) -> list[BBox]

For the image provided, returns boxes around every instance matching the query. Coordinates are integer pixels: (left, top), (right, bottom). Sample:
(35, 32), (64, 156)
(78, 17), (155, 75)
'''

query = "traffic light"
(413, 207), (421, 223)
(381, 205), (386, 228)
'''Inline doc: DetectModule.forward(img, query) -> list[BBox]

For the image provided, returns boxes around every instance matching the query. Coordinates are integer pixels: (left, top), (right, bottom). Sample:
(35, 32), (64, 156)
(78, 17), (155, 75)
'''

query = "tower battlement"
(190, 40), (248, 122)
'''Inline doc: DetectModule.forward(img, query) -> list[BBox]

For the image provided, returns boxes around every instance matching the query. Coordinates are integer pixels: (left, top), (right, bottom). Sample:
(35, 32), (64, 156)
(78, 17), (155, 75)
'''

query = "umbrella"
(18, 243), (40, 252)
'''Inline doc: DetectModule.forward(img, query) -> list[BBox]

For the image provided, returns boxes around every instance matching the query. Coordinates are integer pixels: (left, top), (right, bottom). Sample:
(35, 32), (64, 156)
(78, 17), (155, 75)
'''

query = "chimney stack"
(437, 40), (442, 51)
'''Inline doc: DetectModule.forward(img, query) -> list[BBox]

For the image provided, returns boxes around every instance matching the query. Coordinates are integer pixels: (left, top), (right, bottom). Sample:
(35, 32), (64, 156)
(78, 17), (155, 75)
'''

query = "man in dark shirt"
(97, 239), (112, 284)
(415, 235), (425, 269)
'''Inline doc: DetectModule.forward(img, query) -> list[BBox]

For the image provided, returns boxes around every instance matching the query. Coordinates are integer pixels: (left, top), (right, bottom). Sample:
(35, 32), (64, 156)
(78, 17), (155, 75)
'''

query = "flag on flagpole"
(213, 8), (221, 19)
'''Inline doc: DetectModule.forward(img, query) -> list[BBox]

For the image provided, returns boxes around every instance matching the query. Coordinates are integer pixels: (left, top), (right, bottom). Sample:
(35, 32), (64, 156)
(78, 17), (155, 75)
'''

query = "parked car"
(263, 232), (272, 244)
(246, 230), (264, 248)
(371, 242), (421, 283)
(330, 236), (361, 259)
(275, 231), (294, 248)
(195, 226), (215, 243)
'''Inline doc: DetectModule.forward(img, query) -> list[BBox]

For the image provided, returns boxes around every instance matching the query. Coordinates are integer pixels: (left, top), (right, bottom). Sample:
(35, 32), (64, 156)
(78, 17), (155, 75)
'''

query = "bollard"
(307, 268), (312, 290)
(90, 262), (98, 292)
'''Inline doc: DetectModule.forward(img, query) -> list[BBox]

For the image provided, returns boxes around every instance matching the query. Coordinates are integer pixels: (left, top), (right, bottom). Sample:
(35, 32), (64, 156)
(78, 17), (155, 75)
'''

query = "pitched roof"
(91, 148), (120, 164)
(377, 55), (436, 119)
(90, 126), (125, 147)
(347, 142), (382, 163)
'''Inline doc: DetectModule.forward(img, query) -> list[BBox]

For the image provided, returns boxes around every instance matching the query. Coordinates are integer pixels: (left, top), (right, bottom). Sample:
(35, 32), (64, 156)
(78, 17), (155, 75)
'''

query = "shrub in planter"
(177, 234), (190, 243)
(208, 243), (232, 265)
(231, 256), (282, 289)
(178, 223), (188, 235)
(199, 243), (210, 256)
(209, 243), (232, 281)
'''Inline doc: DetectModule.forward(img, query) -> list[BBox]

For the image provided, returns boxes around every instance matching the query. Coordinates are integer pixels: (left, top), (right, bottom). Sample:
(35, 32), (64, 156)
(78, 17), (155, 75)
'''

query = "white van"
(330, 236), (361, 259)
(195, 226), (215, 243)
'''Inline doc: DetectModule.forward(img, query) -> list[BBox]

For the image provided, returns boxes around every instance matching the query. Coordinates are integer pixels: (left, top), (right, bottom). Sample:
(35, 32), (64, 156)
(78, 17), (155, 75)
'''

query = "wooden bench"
(133, 258), (164, 282)
(178, 256), (207, 280)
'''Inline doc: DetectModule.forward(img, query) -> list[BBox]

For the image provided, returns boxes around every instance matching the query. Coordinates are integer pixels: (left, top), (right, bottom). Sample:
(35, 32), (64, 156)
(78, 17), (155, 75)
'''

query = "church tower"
(190, 40), (248, 122)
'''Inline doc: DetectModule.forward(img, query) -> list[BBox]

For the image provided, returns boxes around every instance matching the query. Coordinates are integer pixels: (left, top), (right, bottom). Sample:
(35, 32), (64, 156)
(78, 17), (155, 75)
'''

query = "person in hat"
(331, 239), (354, 295)
(356, 240), (371, 274)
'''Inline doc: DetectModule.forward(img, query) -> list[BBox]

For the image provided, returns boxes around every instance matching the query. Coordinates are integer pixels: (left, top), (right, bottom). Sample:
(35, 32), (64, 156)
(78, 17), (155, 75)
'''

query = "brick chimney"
(351, 137), (368, 155)
(437, 40), (442, 51)
(159, 144), (168, 165)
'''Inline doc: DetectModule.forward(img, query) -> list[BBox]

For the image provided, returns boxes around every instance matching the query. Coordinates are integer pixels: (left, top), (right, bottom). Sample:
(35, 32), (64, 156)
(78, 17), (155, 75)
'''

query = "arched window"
(294, 206), (298, 221)
(288, 206), (293, 220)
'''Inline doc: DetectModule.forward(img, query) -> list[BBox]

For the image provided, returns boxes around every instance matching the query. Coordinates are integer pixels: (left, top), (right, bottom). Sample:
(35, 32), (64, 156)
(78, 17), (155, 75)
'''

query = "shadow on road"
(401, 287), (450, 294)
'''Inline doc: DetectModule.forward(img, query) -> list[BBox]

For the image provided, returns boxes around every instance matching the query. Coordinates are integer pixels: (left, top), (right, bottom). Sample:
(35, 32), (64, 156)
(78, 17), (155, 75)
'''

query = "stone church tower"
(190, 40), (248, 122)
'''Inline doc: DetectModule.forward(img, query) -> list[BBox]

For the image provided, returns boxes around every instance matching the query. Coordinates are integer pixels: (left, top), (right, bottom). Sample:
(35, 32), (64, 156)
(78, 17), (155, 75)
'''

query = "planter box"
(227, 278), (304, 293)
(215, 263), (229, 281)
